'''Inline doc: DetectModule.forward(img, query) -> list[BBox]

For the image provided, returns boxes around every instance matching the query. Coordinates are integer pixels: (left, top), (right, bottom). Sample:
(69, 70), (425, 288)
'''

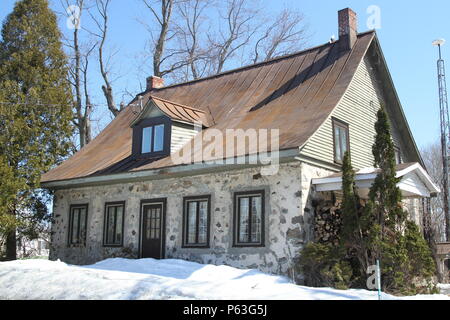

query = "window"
(332, 118), (349, 164)
(394, 146), (402, 164)
(182, 196), (210, 247)
(142, 124), (165, 154)
(132, 116), (171, 157)
(233, 191), (264, 247)
(103, 202), (125, 246)
(68, 204), (88, 246)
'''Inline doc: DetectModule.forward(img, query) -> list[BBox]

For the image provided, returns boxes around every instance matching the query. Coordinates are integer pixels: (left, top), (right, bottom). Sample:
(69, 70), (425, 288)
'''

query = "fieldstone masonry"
(50, 161), (332, 280)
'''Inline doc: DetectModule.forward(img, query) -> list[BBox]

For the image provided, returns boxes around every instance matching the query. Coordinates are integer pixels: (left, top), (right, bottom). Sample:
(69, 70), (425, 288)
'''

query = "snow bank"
(438, 283), (450, 295)
(0, 258), (448, 300)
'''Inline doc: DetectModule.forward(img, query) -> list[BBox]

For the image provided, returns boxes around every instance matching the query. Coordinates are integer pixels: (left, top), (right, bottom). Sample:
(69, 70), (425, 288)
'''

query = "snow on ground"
(438, 283), (450, 295)
(0, 258), (449, 300)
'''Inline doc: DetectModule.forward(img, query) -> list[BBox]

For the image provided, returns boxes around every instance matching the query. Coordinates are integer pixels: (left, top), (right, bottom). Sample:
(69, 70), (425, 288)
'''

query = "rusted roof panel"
(150, 96), (213, 127)
(41, 32), (375, 183)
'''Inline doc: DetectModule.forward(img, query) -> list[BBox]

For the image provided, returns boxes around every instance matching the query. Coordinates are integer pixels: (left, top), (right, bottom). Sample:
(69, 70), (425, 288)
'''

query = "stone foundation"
(50, 161), (333, 280)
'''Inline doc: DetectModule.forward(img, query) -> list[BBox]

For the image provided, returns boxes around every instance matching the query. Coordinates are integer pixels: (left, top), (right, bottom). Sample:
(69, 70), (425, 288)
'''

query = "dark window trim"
(233, 190), (265, 248)
(103, 201), (126, 247)
(68, 204), (89, 247)
(138, 198), (167, 259)
(332, 117), (350, 164)
(182, 195), (211, 248)
(132, 116), (171, 158)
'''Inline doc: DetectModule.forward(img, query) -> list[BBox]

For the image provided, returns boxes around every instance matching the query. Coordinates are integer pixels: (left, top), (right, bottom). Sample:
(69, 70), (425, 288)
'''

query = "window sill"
(68, 244), (86, 248)
(181, 245), (210, 249)
(232, 243), (265, 248)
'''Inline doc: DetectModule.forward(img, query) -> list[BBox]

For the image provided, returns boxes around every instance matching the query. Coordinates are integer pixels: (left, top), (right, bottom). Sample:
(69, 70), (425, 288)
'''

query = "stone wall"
(50, 161), (333, 279)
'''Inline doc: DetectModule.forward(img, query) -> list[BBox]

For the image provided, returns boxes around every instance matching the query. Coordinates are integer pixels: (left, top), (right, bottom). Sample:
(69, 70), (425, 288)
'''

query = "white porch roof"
(312, 162), (440, 199)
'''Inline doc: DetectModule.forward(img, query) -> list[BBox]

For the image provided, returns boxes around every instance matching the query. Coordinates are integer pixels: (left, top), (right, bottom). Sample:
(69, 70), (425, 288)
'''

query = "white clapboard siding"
(171, 122), (197, 154)
(300, 55), (405, 170)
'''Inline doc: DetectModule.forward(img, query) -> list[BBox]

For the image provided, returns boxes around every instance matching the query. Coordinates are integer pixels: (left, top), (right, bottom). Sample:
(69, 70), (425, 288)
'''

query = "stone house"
(41, 8), (440, 280)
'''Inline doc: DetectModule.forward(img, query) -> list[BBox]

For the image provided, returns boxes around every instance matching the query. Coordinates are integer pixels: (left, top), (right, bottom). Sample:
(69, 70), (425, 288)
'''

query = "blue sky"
(1, 0), (449, 150)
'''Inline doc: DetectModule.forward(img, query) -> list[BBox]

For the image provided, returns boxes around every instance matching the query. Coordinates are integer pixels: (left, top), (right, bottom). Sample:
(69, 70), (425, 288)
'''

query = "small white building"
(17, 236), (50, 259)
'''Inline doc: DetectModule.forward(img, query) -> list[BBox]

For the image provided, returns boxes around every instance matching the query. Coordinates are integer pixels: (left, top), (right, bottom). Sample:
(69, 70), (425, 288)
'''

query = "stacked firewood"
(314, 200), (342, 246)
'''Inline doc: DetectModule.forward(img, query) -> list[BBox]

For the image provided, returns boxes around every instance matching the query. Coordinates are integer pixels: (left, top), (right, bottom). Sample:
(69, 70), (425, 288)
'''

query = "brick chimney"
(338, 8), (357, 51)
(146, 76), (164, 91)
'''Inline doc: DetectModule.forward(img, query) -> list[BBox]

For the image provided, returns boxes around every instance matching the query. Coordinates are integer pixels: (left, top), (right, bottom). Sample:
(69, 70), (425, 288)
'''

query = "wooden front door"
(140, 201), (165, 259)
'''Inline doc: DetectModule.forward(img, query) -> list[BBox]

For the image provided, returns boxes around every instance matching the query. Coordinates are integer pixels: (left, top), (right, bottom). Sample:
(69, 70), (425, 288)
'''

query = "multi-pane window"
(103, 202), (125, 246)
(332, 119), (349, 164)
(183, 196), (210, 247)
(142, 124), (165, 154)
(146, 205), (161, 240)
(68, 204), (88, 246)
(234, 191), (264, 246)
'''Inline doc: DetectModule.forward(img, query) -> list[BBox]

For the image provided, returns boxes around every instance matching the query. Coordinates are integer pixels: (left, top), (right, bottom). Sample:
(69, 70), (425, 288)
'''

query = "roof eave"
(41, 148), (301, 190)
(370, 35), (425, 167)
(312, 162), (441, 194)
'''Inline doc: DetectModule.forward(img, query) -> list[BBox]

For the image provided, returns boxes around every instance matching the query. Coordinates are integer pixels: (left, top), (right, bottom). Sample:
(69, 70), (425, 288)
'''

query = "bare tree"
(90, 0), (122, 117)
(139, 0), (308, 83)
(60, 0), (93, 149)
(422, 140), (447, 242)
(173, 0), (211, 81)
(252, 9), (308, 64)
(81, 44), (96, 144)
(140, 0), (192, 78)
(208, 0), (257, 74)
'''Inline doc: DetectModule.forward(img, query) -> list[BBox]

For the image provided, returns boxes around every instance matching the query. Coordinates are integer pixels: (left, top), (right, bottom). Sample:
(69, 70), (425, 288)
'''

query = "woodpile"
(314, 200), (342, 246)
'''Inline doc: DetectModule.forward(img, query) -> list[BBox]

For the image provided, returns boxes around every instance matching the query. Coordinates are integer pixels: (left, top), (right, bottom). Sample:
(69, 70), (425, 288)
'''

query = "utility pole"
(433, 39), (450, 242)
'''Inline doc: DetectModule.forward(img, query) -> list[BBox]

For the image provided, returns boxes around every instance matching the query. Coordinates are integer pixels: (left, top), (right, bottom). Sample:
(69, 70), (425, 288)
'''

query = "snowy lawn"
(0, 258), (449, 300)
(438, 283), (450, 295)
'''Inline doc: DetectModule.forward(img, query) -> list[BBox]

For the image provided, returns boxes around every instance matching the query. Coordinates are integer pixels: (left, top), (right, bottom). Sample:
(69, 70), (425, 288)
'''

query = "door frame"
(139, 198), (167, 259)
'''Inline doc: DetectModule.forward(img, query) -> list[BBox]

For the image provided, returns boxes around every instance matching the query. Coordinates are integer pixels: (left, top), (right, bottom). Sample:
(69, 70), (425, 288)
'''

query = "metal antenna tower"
(433, 39), (450, 241)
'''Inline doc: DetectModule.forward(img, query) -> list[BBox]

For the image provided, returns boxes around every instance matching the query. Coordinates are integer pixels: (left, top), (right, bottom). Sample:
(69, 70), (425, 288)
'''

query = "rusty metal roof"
(149, 95), (213, 127)
(42, 32), (375, 183)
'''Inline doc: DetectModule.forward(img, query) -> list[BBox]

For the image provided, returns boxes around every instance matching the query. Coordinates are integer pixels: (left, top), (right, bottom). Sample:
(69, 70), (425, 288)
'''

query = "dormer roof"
(130, 95), (214, 128)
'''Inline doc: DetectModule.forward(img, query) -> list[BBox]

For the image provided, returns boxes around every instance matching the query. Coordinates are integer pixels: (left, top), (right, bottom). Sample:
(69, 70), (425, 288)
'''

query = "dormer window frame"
(132, 116), (172, 158)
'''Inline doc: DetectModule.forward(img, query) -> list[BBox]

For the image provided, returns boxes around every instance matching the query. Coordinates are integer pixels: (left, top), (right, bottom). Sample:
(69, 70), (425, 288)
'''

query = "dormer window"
(142, 124), (165, 153)
(130, 95), (212, 158)
(131, 116), (171, 157)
